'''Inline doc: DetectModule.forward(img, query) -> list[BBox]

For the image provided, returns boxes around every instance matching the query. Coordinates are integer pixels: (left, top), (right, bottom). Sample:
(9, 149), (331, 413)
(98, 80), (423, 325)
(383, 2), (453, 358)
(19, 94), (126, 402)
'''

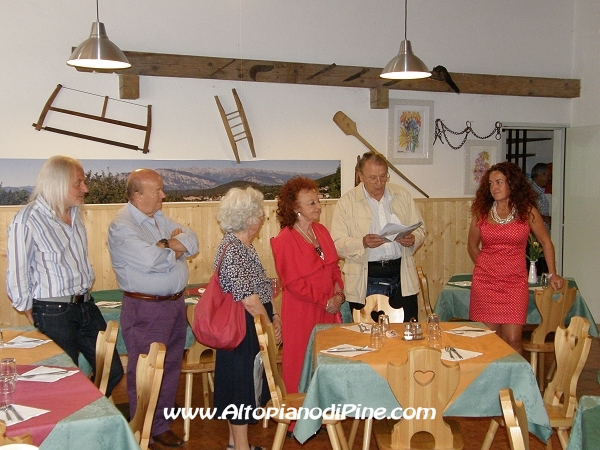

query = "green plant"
(527, 234), (543, 262)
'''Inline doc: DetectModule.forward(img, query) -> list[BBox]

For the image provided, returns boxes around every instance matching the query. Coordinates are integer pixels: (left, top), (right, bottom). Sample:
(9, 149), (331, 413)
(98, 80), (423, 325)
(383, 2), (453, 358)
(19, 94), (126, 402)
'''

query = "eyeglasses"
(361, 173), (390, 184)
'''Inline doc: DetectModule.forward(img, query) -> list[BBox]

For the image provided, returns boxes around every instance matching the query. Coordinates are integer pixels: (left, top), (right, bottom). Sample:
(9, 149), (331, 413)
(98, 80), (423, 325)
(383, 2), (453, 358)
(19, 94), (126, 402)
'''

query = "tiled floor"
(113, 332), (600, 450)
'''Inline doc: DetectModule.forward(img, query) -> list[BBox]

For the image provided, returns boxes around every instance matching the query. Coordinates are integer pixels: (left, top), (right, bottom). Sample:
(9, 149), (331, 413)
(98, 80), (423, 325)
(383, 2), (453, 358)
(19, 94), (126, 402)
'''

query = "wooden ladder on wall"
(214, 88), (256, 163)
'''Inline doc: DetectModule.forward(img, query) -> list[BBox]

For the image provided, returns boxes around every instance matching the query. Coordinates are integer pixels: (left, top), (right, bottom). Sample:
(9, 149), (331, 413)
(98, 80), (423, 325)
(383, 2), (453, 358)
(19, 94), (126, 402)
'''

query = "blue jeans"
(32, 299), (124, 397)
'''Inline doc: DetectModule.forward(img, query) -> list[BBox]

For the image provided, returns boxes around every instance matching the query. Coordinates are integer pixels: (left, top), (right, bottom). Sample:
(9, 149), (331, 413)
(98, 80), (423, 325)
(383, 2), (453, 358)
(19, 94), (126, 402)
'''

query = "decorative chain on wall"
(434, 119), (503, 150)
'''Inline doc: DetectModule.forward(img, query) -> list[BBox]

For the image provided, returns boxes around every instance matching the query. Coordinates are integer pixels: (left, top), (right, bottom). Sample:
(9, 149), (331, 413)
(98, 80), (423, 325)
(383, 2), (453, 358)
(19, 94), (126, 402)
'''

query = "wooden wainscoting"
(0, 198), (473, 327)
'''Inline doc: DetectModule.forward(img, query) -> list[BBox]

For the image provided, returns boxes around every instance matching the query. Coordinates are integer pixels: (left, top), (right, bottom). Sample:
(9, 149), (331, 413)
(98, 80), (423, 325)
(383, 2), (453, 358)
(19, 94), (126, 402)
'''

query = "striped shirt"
(6, 197), (94, 311)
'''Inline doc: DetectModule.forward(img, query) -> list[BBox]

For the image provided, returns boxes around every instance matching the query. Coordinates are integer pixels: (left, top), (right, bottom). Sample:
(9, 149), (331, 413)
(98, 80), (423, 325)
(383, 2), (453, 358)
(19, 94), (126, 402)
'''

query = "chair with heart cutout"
(373, 346), (463, 449)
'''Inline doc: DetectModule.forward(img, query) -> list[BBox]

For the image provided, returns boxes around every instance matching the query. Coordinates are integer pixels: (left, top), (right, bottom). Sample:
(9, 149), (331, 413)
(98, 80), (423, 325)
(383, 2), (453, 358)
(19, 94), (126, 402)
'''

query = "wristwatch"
(159, 238), (169, 248)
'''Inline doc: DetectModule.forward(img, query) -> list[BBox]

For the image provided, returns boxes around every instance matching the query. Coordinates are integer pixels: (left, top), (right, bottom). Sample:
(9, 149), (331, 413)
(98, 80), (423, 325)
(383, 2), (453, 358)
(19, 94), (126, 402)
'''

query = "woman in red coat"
(271, 177), (344, 394)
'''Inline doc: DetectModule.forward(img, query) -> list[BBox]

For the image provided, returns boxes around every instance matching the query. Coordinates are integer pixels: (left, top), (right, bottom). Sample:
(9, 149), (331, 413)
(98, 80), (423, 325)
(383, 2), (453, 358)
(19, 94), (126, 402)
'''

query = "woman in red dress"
(271, 177), (344, 394)
(467, 162), (564, 354)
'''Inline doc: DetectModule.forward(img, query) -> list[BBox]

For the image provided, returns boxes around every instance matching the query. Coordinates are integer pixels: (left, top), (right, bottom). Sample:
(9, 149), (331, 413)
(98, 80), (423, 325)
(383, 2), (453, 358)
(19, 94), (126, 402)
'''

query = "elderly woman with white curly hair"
(213, 186), (282, 450)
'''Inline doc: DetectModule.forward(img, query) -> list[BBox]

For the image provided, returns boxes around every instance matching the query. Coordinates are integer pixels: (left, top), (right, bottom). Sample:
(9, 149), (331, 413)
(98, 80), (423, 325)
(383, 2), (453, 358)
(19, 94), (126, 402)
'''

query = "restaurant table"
(566, 396), (600, 450)
(434, 274), (599, 338)
(296, 322), (552, 446)
(0, 327), (140, 450)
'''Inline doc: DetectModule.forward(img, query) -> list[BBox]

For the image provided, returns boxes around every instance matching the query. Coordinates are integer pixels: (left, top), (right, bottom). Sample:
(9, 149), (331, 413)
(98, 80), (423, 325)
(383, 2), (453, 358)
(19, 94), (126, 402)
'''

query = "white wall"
(0, 1), (575, 198)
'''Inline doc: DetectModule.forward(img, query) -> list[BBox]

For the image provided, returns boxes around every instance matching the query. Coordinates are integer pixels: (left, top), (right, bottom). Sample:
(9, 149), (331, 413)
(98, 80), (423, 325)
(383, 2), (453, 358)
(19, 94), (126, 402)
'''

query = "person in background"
(530, 162), (551, 230)
(271, 177), (344, 395)
(213, 186), (281, 450)
(108, 168), (198, 448)
(331, 151), (425, 321)
(468, 161), (563, 355)
(6, 155), (123, 397)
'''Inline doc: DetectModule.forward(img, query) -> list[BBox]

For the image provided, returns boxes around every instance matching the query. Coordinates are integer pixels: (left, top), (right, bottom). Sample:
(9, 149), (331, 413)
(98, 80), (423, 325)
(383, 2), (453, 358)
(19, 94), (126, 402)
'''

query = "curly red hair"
(276, 177), (318, 228)
(471, 161), (538, 222)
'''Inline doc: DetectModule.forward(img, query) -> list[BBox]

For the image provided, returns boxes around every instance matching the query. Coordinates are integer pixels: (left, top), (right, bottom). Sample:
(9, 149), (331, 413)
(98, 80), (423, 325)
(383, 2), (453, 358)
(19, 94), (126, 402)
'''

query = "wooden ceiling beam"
(79, 51), (580, 99)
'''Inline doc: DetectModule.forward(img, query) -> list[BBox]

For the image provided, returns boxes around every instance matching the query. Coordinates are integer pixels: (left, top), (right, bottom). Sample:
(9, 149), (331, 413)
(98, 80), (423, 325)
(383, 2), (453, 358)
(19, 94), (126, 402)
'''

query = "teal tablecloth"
(296, 323), (552, 444)
(434, 275), (599, 338)
(567, 396), (600, 450)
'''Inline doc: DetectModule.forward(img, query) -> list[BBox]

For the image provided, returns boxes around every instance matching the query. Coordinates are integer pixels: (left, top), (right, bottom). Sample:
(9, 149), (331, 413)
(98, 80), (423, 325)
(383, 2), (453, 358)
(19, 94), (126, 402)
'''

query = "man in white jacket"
(331, 152), (425, 321)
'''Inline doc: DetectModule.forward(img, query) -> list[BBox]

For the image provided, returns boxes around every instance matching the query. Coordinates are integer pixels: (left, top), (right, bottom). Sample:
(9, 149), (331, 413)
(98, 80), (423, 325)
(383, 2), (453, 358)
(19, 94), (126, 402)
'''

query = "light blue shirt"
(108, 202), (199, 295)
(6, 197), (94, 311)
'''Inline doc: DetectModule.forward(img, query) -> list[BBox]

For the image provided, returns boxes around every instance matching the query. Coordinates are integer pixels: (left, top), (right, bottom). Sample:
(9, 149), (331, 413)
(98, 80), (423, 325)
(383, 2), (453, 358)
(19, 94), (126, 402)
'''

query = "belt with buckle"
(34, 291), (92, 304)
(123, 290), (185, 301)
(368, 258), (401, 267)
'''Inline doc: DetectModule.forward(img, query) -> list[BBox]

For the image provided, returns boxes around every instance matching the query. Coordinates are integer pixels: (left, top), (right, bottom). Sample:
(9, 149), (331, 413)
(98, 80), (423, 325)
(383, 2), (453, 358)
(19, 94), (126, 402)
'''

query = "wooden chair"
(500, 388), (530, 450)
(352, 294), (405, 323)
(0, 419), (33, 445)
(373, 346), (463, 450)
(416, 266), (433, 321)
(481, 316), (591, 450)
(182, 303), (216, 441)
(94, 320), (119, 396)
(254, 314), (350, 450)
(522, 285), (577, 390)
(129, 342), (166, 450)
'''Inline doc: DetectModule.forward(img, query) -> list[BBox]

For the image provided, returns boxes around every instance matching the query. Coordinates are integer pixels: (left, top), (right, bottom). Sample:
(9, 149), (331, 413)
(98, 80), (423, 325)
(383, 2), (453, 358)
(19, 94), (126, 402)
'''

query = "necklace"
(491, 201), (516, 225)
(294, 224), (324, 260)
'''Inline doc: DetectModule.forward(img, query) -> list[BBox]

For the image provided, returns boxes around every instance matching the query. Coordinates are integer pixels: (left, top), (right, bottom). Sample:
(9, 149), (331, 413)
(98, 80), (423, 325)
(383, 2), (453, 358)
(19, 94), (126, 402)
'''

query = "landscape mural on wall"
(0, 159), (341, 205)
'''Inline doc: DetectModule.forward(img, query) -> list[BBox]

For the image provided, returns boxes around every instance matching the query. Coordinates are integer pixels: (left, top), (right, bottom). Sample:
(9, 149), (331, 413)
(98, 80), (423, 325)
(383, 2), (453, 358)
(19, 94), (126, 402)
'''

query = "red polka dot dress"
(469, 217), (530, 324)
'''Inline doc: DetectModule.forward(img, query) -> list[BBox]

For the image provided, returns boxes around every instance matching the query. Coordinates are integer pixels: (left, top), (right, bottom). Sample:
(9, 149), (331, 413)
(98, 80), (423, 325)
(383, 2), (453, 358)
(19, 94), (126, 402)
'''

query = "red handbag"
(192, 244), (246, 350)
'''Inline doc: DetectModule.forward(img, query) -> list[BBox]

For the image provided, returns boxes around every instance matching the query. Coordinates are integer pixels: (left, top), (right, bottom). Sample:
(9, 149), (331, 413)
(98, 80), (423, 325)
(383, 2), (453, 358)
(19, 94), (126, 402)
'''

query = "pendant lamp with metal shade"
(380, 0), (430, 80)
(67, 0), (131, 70)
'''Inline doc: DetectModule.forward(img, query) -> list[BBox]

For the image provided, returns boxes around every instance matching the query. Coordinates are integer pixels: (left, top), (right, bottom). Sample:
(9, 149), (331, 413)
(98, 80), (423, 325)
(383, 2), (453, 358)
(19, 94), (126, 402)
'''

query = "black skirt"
(213, 302), (273, 425)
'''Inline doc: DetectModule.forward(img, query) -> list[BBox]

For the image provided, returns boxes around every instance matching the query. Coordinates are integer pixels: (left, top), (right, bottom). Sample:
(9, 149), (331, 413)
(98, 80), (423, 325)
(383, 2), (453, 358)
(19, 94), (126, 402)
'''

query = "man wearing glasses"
(331, 151), (425, 321)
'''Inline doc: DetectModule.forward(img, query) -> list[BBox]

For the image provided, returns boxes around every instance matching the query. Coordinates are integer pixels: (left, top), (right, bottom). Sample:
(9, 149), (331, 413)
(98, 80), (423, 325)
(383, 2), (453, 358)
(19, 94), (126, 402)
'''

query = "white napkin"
(529, 286), (544, 291)
(341, 324), (372, 334)
(444, 326), (496, 337)
(95, 301), (122, 308)
(321, 344), (376, 358)
(185, 297), (199, 305)
(2, 336), (51, 348)
(441, 347), (482, 361)
(447, 281), (472, 287)
(1, 404), (49, 425)
(18, 366), (78, 382)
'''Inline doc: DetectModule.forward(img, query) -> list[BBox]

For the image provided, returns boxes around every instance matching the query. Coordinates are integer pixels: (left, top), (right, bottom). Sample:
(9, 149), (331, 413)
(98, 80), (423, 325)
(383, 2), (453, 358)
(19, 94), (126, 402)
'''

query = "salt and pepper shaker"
(403, 323), (414, 340)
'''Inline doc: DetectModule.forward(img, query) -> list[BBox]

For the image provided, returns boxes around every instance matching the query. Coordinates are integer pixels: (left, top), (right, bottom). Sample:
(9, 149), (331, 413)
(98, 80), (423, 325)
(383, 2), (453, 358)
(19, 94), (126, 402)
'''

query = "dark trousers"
(349, 258), (418, 322)
(32, 299), (124, 397)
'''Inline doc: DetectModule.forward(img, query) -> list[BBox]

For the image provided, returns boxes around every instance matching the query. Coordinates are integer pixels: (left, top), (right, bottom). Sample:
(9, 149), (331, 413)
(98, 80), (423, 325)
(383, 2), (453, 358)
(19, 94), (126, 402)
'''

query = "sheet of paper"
(2, 336), (51, 349)
(1, 404), (49, 426)
(444, 326), (495, 337)
(321, 344), (376, 358)
(441, 347), (482, 361)
(377, 221), (423, 242)
(19, 366), (78, 382)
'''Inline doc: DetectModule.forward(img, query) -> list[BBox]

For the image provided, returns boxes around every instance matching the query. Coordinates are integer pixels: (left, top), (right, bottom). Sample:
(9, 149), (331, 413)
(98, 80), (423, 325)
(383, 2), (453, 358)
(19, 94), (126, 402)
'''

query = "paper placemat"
(321, 344), (376, 358)
(444, 326), (495, 337)
(1, 404), (49, 426)
(341, 324), (372, 334)
(2, 336), (51, 349)
(441, 347), (482, 361)
(18, 366), (78, 383)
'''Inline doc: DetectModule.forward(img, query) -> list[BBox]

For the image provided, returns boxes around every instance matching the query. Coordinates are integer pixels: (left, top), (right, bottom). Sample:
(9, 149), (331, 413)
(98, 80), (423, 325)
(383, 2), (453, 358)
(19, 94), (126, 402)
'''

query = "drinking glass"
(427, 313), (440, 336)
(378, 314), (390, 334)
(427, 324), (443, 350)
(0, 374), (15, 410)
(270, 278), (281, 298)
(540, 273), (550, 288)
(370, 323), (384, 349)
(0, 358), (17, 381)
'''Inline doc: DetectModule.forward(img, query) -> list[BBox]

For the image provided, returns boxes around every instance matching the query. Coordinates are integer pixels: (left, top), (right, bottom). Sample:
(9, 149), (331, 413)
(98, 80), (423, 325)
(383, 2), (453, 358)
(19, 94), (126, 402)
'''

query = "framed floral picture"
(387, 99), (434, 165)
(464, 140), (503, 195)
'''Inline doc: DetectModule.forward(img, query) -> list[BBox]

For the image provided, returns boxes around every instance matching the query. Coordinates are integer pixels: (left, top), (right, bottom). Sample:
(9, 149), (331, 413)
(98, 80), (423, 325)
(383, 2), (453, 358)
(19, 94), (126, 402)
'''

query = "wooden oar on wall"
(333, 111), (429, 198)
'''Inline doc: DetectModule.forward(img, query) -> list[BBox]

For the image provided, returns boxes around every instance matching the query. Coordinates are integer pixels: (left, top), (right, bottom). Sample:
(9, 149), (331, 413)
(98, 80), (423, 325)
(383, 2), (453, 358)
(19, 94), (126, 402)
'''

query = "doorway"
(501, 126), (566, 273)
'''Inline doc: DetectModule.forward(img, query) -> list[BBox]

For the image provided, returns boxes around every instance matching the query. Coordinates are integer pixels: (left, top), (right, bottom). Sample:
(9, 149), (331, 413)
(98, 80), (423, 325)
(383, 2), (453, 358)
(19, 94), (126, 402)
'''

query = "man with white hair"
(6, 155), (124, 397)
